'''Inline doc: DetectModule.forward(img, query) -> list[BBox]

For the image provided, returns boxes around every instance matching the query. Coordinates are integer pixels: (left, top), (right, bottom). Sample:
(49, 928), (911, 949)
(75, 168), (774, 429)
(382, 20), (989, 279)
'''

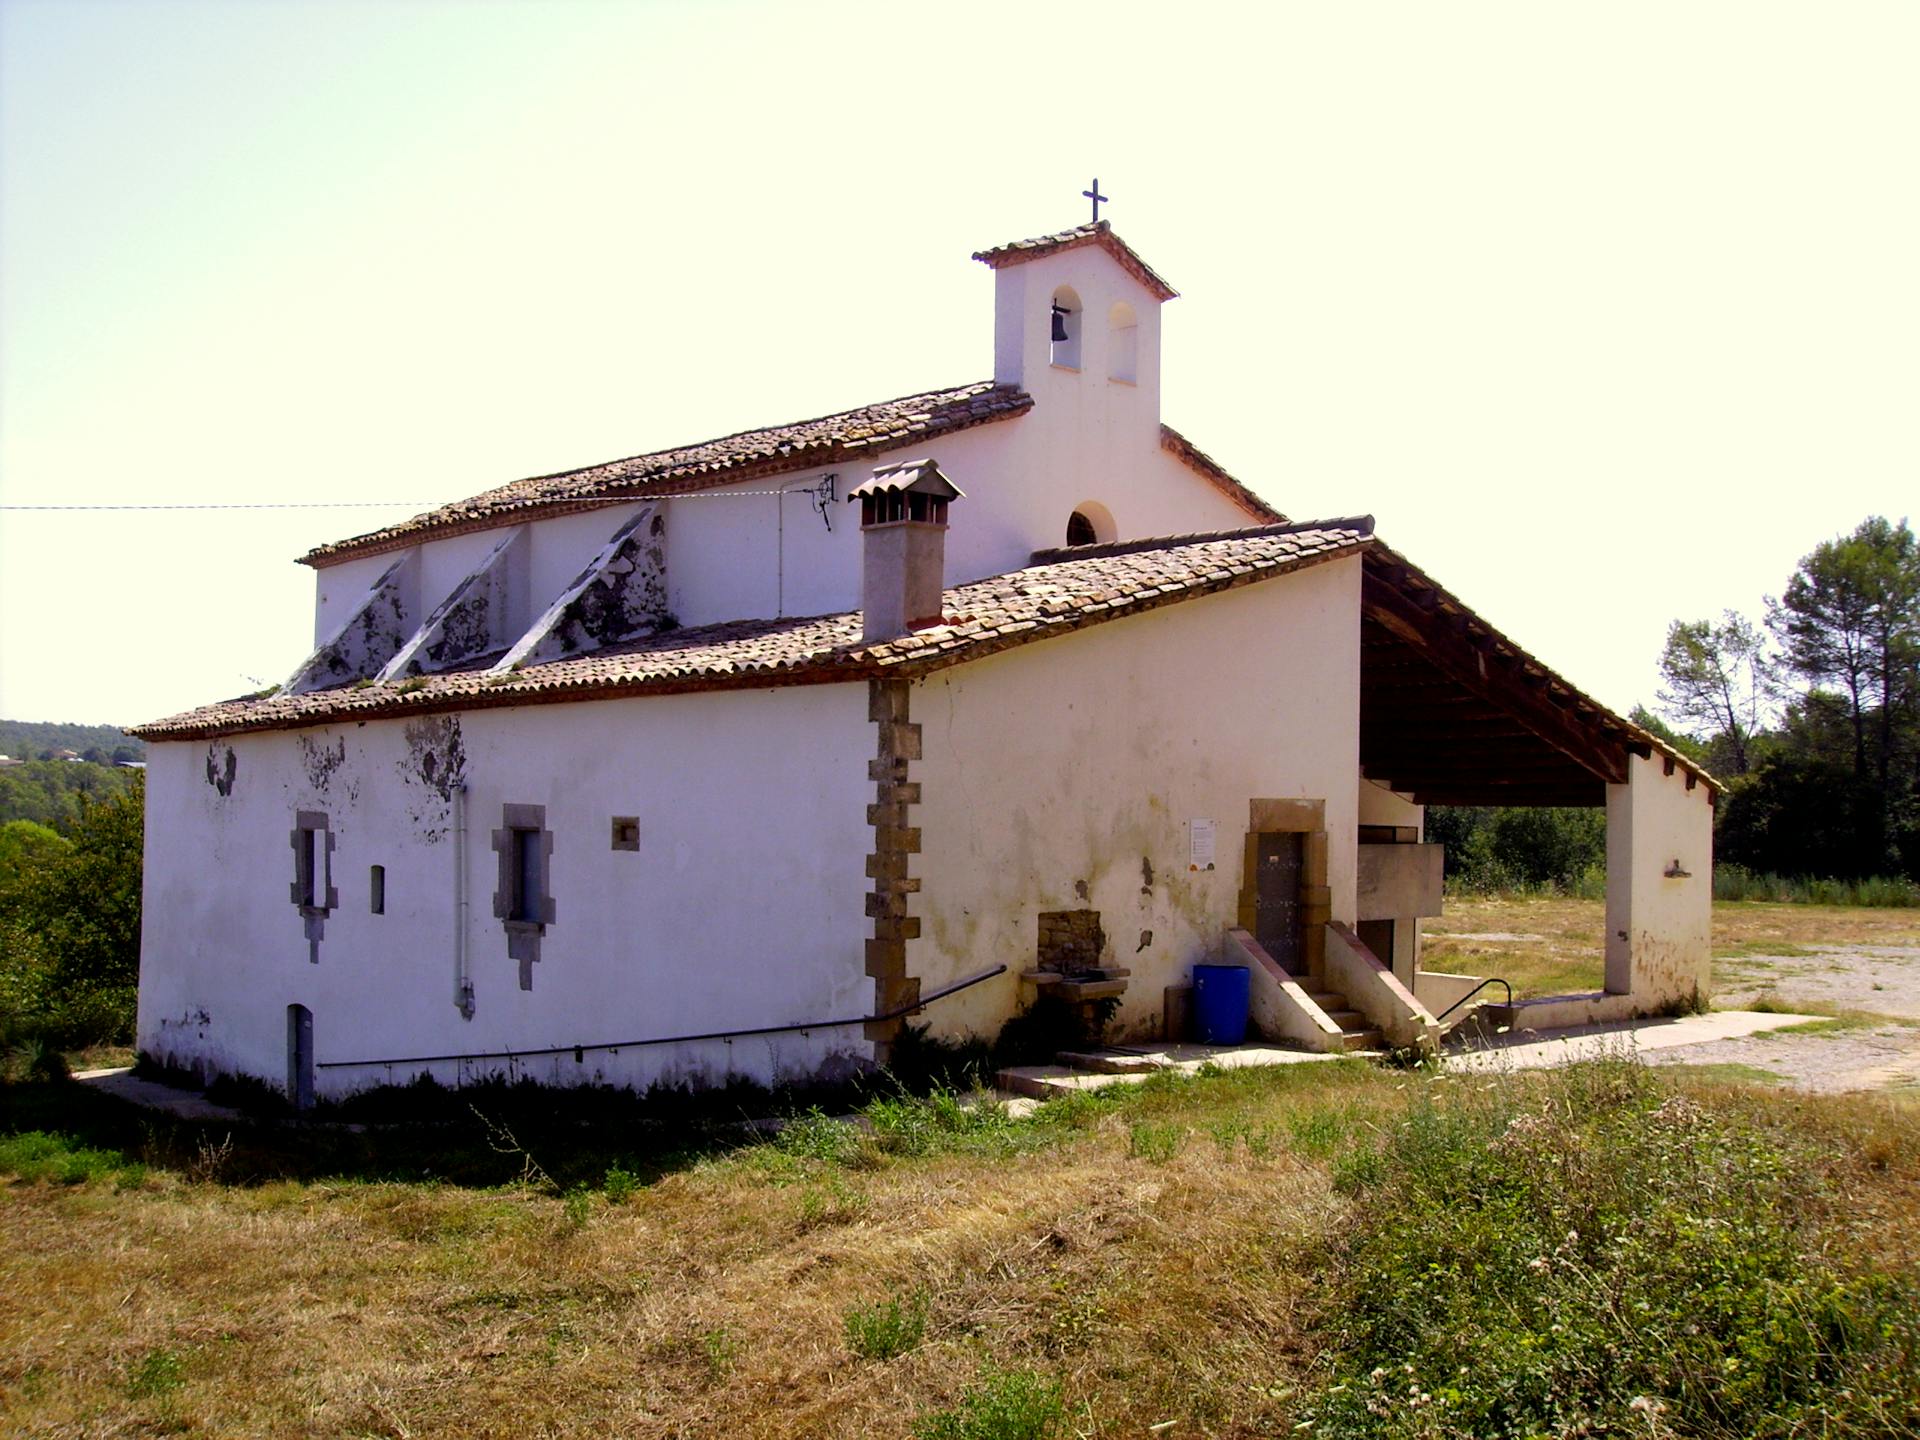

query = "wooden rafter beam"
(1361, 574), (1628, 785)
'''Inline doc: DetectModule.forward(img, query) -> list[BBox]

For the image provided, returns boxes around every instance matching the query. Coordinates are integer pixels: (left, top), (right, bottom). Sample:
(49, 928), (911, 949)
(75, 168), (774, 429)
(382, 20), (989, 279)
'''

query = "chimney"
(847, 459), (963, 642)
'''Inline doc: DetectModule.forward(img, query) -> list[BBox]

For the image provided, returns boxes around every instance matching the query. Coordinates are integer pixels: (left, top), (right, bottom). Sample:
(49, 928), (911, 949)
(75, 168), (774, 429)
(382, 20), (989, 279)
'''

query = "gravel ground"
(1658, 944), (1920, 1093)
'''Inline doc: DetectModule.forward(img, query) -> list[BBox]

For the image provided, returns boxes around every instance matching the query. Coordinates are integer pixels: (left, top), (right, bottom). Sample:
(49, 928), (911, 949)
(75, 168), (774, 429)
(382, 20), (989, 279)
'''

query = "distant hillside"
(0, 720), (145, 764)
(0, 760), (139, 831)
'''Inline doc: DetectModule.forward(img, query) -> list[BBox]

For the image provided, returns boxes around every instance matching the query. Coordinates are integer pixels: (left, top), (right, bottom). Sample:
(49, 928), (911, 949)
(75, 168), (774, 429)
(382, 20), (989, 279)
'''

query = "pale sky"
(1, 0), (1914, 730)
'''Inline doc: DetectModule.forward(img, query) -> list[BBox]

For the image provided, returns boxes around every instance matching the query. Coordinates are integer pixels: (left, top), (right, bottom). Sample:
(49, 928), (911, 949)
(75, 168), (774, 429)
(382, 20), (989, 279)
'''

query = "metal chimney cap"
(845, 458), (964, 503)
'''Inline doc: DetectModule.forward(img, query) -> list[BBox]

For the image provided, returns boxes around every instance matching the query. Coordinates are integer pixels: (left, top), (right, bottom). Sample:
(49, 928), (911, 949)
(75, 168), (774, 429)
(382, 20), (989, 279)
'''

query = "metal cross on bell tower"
(1082, 178), (1108, 224)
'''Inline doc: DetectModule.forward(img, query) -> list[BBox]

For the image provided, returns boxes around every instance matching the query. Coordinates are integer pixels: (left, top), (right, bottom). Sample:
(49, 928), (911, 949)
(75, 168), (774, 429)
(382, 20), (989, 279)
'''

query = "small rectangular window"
(611, 816), (640, 851)
(297, 829), (319, 907)
(493, 803), (553, 991)
(511, 829), (541, 922)
(289, 810), (333, 915)
(369, 864), (386, 915)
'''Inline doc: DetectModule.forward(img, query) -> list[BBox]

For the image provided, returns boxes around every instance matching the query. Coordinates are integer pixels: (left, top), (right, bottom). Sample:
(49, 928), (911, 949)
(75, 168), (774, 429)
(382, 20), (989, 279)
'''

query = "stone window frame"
(492, 803), (555, 989)
(289, 810), (337, 917)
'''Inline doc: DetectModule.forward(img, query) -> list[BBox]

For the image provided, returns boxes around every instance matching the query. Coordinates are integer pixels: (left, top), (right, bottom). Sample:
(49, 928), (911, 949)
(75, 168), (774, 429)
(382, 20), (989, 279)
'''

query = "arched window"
(1049, 286), (1082, 370)
(1108, 301), (1138, 383)
(1066, 501), (1115, 546)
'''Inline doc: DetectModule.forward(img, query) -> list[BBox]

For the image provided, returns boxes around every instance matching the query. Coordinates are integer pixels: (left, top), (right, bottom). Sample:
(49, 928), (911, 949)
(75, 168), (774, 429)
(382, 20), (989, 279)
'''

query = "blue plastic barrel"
(1191, 964), (1251, 1045)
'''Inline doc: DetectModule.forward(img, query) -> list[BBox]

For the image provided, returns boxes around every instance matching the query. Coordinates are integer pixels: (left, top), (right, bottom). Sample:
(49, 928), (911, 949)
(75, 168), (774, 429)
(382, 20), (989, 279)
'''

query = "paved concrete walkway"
(998, 1009), (1825, 1101)
(72, 1067), (251, 1124)
(1442, 1008), (1823, 1073)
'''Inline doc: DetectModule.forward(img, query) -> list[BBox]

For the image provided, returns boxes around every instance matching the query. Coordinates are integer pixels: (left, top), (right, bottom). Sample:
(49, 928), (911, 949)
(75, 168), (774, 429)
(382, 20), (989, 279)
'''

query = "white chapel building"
(132, 220), (1717, 1105)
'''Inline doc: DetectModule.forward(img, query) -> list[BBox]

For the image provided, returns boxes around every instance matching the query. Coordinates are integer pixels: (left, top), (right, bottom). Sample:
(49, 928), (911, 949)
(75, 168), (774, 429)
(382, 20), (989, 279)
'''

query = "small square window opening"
(611, 817), (640, 852)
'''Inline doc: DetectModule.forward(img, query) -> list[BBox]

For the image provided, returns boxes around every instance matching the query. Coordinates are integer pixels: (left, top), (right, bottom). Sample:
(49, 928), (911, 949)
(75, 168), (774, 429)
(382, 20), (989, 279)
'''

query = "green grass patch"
(0, 1128), (139, 1184)
(1656, 1061), (1787, 1086)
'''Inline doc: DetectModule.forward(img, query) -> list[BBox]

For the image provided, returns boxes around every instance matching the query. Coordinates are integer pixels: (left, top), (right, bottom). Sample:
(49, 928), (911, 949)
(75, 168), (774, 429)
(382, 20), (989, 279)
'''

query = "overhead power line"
(0, 487), (825, 512)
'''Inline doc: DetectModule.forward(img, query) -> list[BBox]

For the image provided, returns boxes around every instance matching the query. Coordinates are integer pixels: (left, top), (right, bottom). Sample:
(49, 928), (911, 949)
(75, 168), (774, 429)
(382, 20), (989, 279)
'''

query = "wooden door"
(1253, 832), (1304, 973)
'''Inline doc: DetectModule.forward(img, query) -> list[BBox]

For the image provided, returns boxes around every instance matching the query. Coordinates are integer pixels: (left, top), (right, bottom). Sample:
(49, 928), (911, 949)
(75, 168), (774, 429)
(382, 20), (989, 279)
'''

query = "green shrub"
(602, 1165), (638, 1204)
(1715, 865), (1920, 906)
(1299, 1059), (1920, 1437)
(774, 1108), (861, 1165)
(843, 1286), (928, 1360)
(914, 1368), (1065, 1440)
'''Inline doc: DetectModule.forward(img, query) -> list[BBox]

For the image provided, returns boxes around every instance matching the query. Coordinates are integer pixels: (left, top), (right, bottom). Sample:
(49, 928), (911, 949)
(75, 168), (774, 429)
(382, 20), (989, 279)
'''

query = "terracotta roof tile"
(135, 520), (1378, 741)
(972, 221), (1178, 302)
(300, 381), (1034, 569)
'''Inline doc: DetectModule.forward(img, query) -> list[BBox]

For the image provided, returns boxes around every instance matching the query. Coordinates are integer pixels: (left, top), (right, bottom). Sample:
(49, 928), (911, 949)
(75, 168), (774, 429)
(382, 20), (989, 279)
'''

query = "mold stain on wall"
(398, 715), (466, 841)
(299, 734), (350, 797)
(204, 745), (237, 797)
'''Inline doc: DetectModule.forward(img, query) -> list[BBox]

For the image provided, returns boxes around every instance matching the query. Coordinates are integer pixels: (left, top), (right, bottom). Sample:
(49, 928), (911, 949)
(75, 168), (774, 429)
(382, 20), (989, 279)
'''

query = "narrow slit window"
(511, 829), (541, 922)
(492, 803), (554, 990)
(369, 864), (386, 915)
(288, 810), (334, 915)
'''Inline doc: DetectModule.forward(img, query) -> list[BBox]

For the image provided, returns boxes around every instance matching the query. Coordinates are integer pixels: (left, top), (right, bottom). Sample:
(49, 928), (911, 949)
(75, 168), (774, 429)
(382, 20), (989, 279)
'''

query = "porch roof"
(1359, 546), (1717, 806)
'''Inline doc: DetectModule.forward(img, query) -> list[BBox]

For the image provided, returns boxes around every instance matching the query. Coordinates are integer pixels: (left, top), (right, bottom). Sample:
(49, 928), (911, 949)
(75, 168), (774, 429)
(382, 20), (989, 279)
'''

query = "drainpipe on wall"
(454, 782), (475, 1019)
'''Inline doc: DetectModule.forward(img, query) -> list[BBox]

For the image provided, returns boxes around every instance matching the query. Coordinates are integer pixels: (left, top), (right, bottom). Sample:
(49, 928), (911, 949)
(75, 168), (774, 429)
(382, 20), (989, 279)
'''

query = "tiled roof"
(1160, 426), (1285, 523)
(972, 222), (1179, 303)
(300, 382), (1034, 568)
(135, 520), (1377, 740)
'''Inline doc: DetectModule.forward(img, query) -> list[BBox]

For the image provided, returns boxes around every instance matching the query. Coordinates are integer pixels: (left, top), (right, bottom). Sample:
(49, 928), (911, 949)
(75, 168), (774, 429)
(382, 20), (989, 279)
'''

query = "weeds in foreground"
(913, 1368), (1065, 1440)
(1300, 1056), (1920, 1437)
(843, 1286), (929, 1361)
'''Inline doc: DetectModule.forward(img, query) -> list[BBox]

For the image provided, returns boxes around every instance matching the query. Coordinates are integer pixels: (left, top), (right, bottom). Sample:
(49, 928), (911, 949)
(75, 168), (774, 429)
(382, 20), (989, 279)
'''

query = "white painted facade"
(911, 560), (1363, 1043)
(139, 686), (874, 1095)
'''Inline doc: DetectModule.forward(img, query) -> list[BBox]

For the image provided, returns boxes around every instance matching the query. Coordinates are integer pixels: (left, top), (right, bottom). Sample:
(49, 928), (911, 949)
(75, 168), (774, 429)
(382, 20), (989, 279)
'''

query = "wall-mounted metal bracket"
(810, 474), (837, 531)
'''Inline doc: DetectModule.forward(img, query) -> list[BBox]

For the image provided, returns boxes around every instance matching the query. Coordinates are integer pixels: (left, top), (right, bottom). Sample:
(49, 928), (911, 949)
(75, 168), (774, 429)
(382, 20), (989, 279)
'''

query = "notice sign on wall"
(1188, 818), (1217, 872)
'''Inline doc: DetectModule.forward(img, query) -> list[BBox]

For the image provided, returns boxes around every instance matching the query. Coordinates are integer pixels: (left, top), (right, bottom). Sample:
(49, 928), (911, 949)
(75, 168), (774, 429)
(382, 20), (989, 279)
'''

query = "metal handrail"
(316, 963), (1007, 1070)
(1433, 976), (1513, 1026)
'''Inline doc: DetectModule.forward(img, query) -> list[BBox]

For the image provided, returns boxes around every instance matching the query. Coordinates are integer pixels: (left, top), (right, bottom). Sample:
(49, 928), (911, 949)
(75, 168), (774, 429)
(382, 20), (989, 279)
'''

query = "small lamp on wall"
(1664, 859), (1692, 879)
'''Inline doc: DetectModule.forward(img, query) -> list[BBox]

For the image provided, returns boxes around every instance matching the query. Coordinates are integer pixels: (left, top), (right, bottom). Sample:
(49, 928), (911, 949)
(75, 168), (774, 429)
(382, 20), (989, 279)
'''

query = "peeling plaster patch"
(1074, 878), (1090, 901)
(300, 735), (348, 795)
(1136, 929), (1153, 953)
(398, 716), (466, 841)
(287, 552), (418, 693)
(495, 506), (669, 670)
(204, 745), (237, 796)
(1140, 856), (1154, 894)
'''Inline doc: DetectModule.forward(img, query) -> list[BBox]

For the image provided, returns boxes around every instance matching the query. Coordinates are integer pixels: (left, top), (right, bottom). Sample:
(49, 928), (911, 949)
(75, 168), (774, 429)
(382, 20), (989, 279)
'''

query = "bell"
(1050, 304), (1070, 343)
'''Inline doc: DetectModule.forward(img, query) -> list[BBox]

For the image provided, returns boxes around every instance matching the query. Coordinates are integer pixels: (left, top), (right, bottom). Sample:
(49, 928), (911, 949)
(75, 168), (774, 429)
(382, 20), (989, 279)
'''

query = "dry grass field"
(6, 900), (1920, 1436)
(4, 1049), (1920, 1437)
(1424, 896), (1920, 999)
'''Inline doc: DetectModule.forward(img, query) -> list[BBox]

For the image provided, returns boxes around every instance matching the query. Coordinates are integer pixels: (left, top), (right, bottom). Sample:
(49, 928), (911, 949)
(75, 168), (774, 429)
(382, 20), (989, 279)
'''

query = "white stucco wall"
(908, 556), (1364, 1043)
(138, 684), (873, 1098)
(1604, 751), (1715, 1003)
